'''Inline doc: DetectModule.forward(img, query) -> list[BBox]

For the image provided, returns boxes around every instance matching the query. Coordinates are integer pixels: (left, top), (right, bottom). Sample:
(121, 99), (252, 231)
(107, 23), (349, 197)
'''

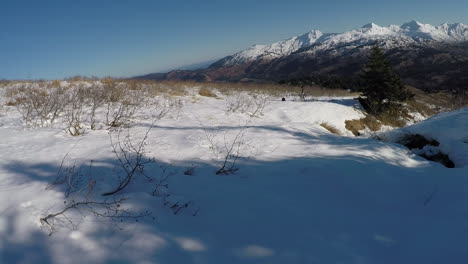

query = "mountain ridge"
(135, 21), (468, 92)
(212, 20), (468, 67)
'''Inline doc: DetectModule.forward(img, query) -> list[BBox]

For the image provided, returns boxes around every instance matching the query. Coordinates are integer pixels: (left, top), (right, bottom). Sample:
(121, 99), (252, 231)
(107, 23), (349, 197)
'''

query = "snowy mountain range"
(215, 20), (468, 66)
(135, 21), (468, 92)
(216, 30), (325, 66)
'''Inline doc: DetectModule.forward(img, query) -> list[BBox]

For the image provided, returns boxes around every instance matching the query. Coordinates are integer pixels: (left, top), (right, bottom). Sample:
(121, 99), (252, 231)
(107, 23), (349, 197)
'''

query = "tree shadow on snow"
(1, 130), (467, 264)
(0, 213), (54, 264)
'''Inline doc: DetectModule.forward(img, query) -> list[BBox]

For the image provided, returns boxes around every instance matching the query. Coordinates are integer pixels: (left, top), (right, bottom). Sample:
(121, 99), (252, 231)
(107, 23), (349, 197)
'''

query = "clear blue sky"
(1, 0), (467, 80)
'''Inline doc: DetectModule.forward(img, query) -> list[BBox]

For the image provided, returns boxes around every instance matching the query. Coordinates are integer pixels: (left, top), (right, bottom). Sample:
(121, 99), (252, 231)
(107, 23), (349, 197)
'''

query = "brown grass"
(376, 108), (407, 128)
(127, 80), (358, 98)
(320, 122), (341, 135)
(362, 115), (382, 131)
(216, 82), (359, 98)
(345, 119), (366, 136)
(345, 115), (382, 136)
(405, 99), (436, 117)
(406, 86), (459, 113)
(2, 78), (359, 100)
(51, 80), (61, 88)
(4, 100), (18, 106)
(124, 80), (189, 97)
(64, 76), (99, 82)
(0, 80), (13, 86)
(198, 87), (217, 97)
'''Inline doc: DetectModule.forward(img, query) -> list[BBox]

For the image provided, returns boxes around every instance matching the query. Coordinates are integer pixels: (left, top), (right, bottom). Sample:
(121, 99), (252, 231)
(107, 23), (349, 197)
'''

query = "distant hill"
(135, 21), (468, 92)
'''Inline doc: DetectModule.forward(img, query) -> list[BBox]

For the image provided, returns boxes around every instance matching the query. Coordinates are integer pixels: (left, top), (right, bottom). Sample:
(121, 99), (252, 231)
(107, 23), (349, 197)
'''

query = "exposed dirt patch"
(397, 134), (455, 168)
(398, 134), (439, 149)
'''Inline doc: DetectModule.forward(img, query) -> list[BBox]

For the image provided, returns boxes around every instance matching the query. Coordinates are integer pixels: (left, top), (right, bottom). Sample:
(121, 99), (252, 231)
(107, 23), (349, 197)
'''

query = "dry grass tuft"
(376, 109), (407, 128)
(320, 122), (341, 135)
(406, 100), (436, 117)
(198, 87), (217, 97)
(362, 115), (382, 131)
(51, 80), (61, 88)
(345, 115), (382, 136)
(345, 119), (366, 136)
(4, 100), (18, 106)
(167, 86), (188, 97)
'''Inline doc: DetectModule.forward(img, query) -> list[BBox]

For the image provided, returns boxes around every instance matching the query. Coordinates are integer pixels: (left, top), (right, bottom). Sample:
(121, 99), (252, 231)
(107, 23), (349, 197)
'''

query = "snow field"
(0, 85), (467, 264)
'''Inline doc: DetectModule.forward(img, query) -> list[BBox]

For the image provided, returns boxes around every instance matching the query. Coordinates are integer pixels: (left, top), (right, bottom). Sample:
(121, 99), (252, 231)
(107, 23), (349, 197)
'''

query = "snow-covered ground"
(1, 86), (467, 264)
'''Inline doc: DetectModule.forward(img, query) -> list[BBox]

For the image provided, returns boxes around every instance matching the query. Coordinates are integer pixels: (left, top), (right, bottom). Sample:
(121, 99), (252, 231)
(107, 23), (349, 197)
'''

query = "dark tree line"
(279, 75), (364, 92)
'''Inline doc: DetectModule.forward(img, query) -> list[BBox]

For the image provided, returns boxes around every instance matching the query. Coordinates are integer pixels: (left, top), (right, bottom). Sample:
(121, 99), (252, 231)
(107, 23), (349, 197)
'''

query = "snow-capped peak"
(220, 29), (323, 65)
(401, 20), (426, 30)
(400, 20), (446, 40)
(361, 22), (379, 29)
(436, 22), (468, 41)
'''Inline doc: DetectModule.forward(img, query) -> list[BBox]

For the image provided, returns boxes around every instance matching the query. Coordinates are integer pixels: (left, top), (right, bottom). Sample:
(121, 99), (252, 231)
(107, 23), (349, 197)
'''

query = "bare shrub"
(297, 81), (307, 102)
(40, 196), (149, 236)
(86, 85), (107, 130)
(165, 97), (184, 120)
(41, 156), (150, 235)
(225, 93), (251, 113)
(104, 121), (196, 216)
(64, 85), (87, 136)
(102, 78), (124, 102)
(152, 165), (176, 197)
(210, 82), (291, 97)
(47, 155), (93, 198)
(278, 80), (358, 100)
(150, 165), (198, 216)
(201, 123), (252, 175)
(116, 80), (355, 99)
(452, 88), (468, 109)
(247, 93), (270, 117)
(7, 85), (67, 126)
(106, 99), (141, 127)
(126, 80), (142, 91)
(102, 127), (154, 196)
(104, 81), (144, 128)
(103, 100), (173, 196)
(215, 128), (247, 175)
(225, 91), (270, 117)
(41, 110), (173, 235)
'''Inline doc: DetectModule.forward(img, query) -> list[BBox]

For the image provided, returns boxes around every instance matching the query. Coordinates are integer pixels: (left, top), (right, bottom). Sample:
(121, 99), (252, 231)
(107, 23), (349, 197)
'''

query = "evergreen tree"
(360, 45), (413, 114)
